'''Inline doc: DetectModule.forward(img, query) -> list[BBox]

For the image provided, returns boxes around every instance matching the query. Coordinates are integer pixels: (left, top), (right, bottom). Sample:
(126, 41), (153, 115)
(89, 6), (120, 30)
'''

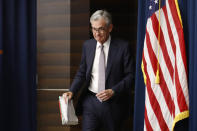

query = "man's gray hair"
(90, 10), (112, 27)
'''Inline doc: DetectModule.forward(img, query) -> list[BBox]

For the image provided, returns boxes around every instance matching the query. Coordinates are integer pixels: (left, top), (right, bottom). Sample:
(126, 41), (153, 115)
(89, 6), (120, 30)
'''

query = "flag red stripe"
(146, 30), (175, 116)
(159, 67), (176, 117)
(151, 13), (176, 116)
(142, 51), (153, 130)
(143, 52), (172, 130)
(175, 64), (188, 111)
(162, 6), (176, 56)
(145, 67), (169, 130)
(145, 30), (157, 73)
(145, 31), (170, 130)
(142, 50), (158, 130)
(168, 0), (189, 111)
(168, 0), (188, 75)
(144, 106), (153, 131)
(151, 13), (174, 79)
(143, 49), (167, 130)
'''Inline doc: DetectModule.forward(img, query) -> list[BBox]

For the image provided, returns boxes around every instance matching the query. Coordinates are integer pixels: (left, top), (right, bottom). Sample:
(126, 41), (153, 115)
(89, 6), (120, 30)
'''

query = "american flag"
(141, 0), (189, 130)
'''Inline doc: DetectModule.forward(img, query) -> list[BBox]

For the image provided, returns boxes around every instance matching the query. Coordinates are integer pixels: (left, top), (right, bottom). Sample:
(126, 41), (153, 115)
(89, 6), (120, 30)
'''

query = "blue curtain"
(181, 0), (197, 130)
(134, 0), (197, 130)
(0, 0), (36, 131)
(133, 0), (146, 130)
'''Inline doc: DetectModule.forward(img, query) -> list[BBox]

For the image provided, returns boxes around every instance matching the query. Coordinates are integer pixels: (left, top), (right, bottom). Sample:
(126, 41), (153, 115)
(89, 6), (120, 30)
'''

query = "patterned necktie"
(98, 45), (105, 93)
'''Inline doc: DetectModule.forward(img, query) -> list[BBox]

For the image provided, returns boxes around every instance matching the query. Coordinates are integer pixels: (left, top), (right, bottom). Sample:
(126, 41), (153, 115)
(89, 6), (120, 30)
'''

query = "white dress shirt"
(88, 36), (111, 93)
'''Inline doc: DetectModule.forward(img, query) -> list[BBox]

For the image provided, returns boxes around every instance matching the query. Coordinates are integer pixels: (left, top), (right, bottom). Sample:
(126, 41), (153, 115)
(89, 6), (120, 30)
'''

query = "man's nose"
(95, 32), (100, 35)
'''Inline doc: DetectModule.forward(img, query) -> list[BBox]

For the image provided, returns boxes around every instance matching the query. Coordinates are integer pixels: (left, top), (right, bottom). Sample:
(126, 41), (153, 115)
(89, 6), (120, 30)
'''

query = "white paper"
(59, 96), (78, 125)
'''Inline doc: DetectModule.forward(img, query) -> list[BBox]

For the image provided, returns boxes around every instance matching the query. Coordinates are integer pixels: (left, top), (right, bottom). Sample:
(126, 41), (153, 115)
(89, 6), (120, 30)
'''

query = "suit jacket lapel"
(86, 40), (97, 77)
(106, 39), (117, 81)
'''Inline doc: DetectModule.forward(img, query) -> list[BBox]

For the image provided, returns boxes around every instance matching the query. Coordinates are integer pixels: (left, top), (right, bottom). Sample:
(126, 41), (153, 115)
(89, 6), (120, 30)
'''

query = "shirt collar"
(96, 35), (111, 49)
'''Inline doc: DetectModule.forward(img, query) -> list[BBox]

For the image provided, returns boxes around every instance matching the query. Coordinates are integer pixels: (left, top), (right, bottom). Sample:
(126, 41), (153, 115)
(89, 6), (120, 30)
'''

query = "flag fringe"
(175, 0), (183, 27)
(141, 61), (147, 85)
(172, 110), (189, 131)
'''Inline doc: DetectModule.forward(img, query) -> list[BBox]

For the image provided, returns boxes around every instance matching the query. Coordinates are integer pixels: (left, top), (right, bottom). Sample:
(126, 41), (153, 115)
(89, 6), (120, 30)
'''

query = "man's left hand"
(96, 89), (114, 101)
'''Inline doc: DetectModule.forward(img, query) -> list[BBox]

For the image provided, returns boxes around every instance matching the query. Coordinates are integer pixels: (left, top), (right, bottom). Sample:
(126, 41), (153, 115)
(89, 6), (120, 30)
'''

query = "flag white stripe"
(176, 49), (189, 106)
(156, 5), (187, 117)
(155, 9), (175, 69)
(144, 123), (147, 131)
(164, 1), (180, 116)
(144, 36), (172, 130)
(166, 0), (189, 107)
(147, 17), (181, 117)
(147, 18), (175, 102)
(163, 2), (182, 116)
(145, 85), (161, 131)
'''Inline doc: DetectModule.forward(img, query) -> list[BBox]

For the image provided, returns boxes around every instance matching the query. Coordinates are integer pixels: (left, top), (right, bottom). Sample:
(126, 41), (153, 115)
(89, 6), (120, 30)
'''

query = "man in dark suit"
(63, 10), (134, 131)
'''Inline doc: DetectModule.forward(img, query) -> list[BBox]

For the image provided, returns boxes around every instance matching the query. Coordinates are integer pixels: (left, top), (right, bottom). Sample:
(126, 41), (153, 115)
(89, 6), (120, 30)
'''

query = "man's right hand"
(62, 91), (73, 103)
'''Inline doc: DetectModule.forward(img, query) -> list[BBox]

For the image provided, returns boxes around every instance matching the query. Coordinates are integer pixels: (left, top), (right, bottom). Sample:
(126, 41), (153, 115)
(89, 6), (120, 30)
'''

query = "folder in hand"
(59, 96), (78, 125)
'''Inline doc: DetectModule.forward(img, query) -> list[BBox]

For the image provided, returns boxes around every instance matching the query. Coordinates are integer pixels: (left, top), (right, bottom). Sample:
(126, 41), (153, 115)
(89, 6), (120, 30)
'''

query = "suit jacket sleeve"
(112, 42), (135, 95)
(69, 43), (87, 95)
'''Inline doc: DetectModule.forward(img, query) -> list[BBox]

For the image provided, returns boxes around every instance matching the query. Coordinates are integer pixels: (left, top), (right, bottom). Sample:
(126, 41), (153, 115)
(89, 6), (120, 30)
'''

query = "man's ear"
(109, 24), (113, 32)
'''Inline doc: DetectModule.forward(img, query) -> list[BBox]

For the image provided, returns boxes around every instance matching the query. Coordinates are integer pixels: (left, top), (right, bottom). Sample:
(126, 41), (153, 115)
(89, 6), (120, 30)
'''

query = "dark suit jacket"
(69, 37), (135, 118)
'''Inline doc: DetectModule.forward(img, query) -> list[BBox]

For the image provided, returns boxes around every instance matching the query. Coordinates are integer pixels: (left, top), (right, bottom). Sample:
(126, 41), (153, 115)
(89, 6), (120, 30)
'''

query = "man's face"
(91, 18), (113, 44)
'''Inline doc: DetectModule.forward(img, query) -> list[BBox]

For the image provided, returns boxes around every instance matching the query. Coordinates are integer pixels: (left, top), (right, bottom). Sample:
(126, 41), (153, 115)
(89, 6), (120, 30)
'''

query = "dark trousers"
(82, 91), (122, 131)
